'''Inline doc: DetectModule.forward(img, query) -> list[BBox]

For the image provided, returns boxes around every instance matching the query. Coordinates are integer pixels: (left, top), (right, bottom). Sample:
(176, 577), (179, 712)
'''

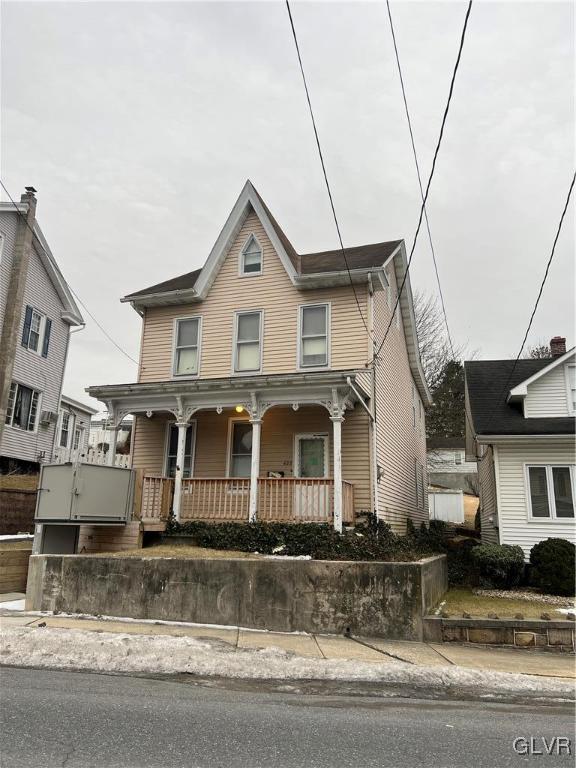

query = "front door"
(294, 434), (329, 519)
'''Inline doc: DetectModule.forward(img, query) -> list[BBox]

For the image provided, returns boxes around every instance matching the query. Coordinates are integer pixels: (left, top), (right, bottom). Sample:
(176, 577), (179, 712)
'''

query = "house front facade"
(0, 188), (84, 472)
(465, 339), (575, 557)
(88, 181), (430, 533)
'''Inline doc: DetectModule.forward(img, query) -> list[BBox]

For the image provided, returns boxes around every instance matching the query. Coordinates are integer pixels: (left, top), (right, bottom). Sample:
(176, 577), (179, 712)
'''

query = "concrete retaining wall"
(423, 616), (575, 653)
(26, 554), (447, 640)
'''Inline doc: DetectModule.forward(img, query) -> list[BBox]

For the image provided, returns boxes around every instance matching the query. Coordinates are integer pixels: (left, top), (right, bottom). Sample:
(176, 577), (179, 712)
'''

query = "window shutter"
(41, 318), (52, 357)
(21, 305), (33, 347)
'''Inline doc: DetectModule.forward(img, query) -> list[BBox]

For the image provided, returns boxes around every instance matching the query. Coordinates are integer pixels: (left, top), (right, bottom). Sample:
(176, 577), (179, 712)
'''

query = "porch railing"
(139, 475), (174, 522)
(139, 475), (354, 525)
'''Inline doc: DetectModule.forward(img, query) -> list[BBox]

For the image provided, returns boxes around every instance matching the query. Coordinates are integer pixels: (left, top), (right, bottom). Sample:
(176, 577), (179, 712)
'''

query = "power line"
(0, 179), (139, 365)
(496, 170), (575, 403)
(385, 0), (455, 357)
(285, 0), (371, 338)
(370, 0), (473, 366)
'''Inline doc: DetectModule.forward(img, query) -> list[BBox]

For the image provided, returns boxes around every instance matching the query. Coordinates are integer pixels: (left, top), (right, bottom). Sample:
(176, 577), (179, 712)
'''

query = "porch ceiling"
(86, 369), (371, 426)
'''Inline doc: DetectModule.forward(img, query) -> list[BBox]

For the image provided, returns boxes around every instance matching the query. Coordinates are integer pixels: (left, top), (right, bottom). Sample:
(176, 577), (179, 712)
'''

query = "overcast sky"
(2, 0), (574, 408)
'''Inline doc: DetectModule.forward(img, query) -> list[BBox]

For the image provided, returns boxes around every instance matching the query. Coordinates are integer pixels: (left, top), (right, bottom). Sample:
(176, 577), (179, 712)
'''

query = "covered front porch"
(87, 371), (373, 531)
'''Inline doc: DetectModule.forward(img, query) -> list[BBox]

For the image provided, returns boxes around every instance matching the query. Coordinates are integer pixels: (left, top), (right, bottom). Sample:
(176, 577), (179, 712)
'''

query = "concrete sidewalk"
(1, 598), (574, 680)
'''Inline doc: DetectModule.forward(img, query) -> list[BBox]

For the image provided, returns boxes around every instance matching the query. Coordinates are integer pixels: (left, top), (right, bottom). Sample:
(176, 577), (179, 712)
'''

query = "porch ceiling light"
(235, 405), (244, 413)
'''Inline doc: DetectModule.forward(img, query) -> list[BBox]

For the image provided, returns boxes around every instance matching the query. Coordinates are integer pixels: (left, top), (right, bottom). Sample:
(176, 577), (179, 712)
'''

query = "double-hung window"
(526, 465), (575, 519)
(21, 305), (52, 357)
(234, 311), (262, 372)
(173, 317), (201, 377)
(299, 304), (329, 368)
(59, 412), (71, 448)
(240, 235), (262, 276)
(73, 427), (82, 451)
(6, 382), (40, 432)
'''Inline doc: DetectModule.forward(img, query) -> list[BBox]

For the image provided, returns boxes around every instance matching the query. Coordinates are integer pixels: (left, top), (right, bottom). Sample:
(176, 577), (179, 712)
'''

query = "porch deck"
(138, 474), (355, 526)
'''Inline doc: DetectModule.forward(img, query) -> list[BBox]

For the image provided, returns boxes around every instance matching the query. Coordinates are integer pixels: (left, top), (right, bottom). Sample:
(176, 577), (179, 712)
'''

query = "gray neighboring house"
(0, 187), (84, 471)
(426, 436), (478, 495)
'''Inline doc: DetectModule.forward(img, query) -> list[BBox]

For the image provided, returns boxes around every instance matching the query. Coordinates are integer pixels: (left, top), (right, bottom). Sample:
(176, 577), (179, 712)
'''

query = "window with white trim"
(21, 305), (52, 357)
(73, 426), (82, 451)
(5, 382), (40, 432)
(234, 311), (262, 372)
(240, 235), (262, 276)
(229, 422), (252, 477)
(59, 412), (71, 447)
(173, 317), (201, 376)
(299, 304), (328, 368)
(527, 465), (575, 519)
(566, 364), (576, 414)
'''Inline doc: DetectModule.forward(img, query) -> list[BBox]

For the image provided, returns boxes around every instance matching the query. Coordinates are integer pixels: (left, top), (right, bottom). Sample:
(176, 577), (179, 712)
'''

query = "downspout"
(366, 272), (379, 516)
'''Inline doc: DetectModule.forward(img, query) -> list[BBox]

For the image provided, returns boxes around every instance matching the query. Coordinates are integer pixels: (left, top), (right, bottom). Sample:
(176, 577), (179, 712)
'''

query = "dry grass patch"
(442, 587), (574, 619)
(93, 544), (263, 560)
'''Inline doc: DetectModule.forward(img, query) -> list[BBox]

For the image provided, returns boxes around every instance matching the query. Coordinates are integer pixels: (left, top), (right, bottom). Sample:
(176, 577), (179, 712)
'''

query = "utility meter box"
(35, 463), (134, 524)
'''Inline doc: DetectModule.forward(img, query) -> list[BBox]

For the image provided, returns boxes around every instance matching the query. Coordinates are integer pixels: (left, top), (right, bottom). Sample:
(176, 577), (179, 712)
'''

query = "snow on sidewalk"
(1, 624), (573, 700)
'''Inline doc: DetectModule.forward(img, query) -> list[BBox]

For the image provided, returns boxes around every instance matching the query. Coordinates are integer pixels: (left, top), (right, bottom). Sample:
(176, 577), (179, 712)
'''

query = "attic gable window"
(240, 235), (262, 276)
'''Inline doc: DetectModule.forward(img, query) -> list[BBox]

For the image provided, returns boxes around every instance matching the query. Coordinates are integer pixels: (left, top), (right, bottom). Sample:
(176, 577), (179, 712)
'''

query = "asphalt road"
(0, 667), (574, 768)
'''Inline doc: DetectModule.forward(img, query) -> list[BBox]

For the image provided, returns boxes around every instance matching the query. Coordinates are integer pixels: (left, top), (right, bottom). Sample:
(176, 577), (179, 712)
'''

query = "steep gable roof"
(465, 358), (575, 436)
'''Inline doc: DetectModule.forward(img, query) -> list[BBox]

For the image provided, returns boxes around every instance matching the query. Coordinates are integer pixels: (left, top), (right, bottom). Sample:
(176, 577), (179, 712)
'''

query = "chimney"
(550, 336), (566, 357)
(20, 186), (37, 204)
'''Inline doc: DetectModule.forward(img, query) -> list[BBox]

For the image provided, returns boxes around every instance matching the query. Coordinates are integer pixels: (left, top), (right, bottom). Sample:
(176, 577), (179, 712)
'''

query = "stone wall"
(26, 554), (447, 640)
(423, 616), (575, 653)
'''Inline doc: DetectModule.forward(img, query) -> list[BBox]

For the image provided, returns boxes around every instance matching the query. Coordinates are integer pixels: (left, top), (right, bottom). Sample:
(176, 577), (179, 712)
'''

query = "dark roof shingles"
(465, 359), (575, 436)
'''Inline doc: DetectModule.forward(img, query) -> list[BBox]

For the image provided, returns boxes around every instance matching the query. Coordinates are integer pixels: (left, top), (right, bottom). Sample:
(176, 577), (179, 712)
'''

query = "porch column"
(107, 427), (118, 466)
(331, 415), (344, 533)
(248, 418), (262, 523)
(172, 421), (188, 522)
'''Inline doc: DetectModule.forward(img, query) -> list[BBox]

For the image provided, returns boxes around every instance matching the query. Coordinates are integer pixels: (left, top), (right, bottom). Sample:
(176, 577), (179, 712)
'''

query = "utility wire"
(0, 179), (139, 365)
(370, 0), (473, 366)
(385, 0), (455, 357)
(385, 0), (478, 443)
(285, 0), (371, 338)
(496, 170), (575, 403)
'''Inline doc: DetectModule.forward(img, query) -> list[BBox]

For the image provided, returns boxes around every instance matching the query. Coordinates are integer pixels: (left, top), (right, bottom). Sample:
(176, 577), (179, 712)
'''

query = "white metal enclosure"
(35, 463), (134, 524)
(428, 490), (464, 523)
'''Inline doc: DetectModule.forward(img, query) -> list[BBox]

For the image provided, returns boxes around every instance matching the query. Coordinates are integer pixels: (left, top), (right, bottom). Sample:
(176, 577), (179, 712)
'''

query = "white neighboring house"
(427, 436), (478, 494)
(53, 396), (98, 464)
(88, 413), (132, 462)
(465, 337), (576, 558)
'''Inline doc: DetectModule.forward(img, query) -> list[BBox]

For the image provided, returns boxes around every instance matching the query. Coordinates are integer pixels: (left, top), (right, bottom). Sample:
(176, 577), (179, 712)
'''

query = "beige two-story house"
(88, 181), (430, 533)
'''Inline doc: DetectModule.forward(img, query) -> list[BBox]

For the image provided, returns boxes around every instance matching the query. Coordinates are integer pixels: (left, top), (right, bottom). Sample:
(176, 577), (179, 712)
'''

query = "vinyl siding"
(138, 212), (369, 382)
(132, 404), (371, 514)
(496, 439), (576, 558)
(1, 238), (69, 464)
(52, 403), (93, 463)
(477, 446), (499, 544)
(372, 271), (428, 533)
(524, 362), (572, 417)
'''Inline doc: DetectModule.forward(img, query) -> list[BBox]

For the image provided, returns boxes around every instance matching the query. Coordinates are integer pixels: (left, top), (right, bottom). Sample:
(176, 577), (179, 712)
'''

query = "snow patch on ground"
(0, 600), (25, 611)
(1, 625), (573, 699)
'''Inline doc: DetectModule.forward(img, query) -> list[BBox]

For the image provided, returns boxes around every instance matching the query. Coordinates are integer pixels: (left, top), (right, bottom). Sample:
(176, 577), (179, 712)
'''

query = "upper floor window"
(234, 311), (262, 372)
(240, 235), (262, 276)
(21, 305), (52, 357)
(59, 412), (71, 447)
(299, 304), (329, 368)
(173, 317), (201, 377)
(6, 382), (40, 432)
(526, 465), (575, 520)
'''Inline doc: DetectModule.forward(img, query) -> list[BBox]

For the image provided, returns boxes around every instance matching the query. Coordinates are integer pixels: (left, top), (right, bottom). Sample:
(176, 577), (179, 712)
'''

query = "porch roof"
(86, 369), (371, 425)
